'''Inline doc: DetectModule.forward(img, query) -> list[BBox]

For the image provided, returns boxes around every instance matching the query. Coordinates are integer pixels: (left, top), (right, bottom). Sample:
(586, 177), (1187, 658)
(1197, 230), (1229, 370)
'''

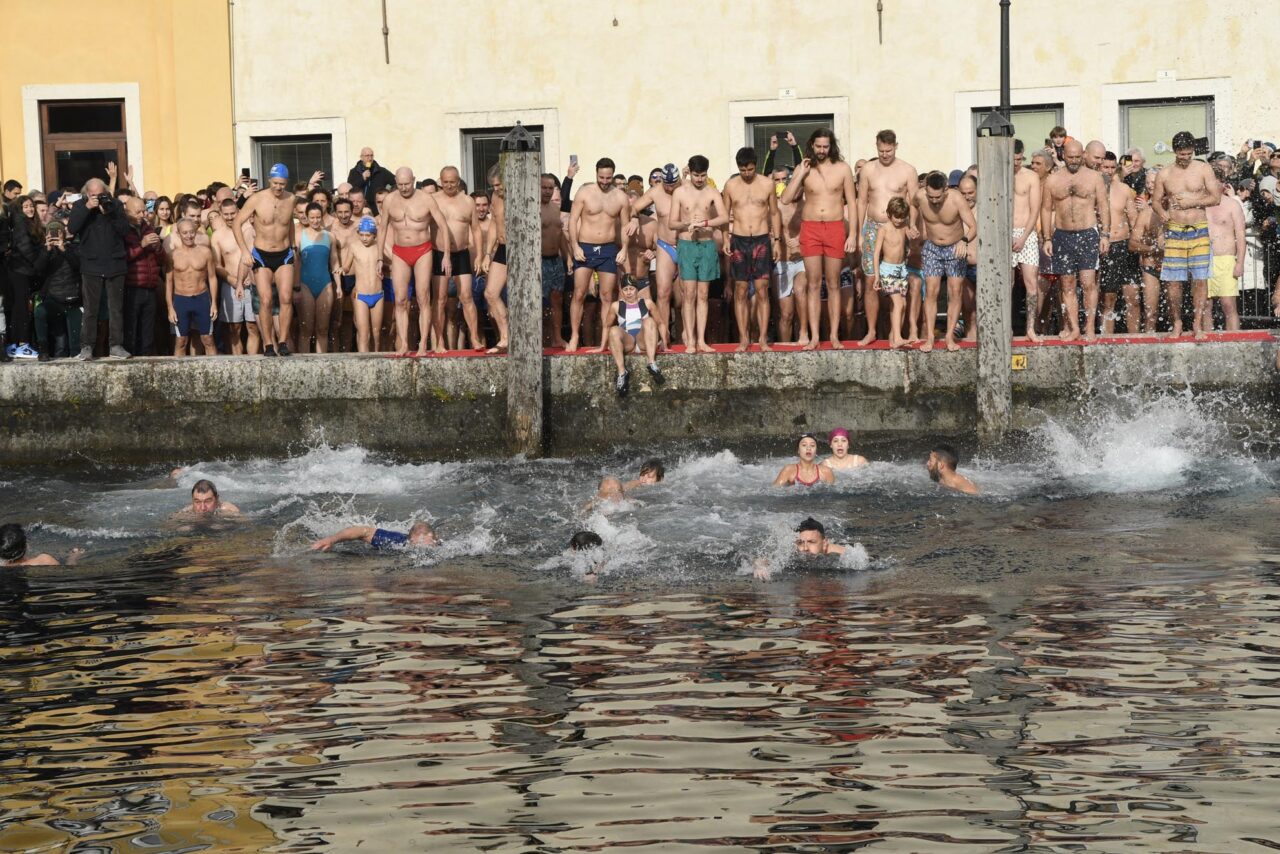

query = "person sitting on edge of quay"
(310, 520), (439, 551)
(176, 479), (242, 517)
(926, 444), (979, 495)
(5, 125), (1267, 362)
(823, 428), (869, 470)
(606, 276), (664, 396)
(0, 523), (82, 567)
(774, 434), (835, 487)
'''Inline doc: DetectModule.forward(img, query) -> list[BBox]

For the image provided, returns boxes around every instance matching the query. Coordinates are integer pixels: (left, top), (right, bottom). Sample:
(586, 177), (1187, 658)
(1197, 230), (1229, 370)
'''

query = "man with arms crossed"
(567, 158), (631, 352)
(781, 128), (857, 350)
(233, 163), (297, 356)
(380, 167), (451, 355)
(1098, 151), (1139, 335)
(1011, 140), (1044, 341)
(722, 147), (782, 351)
(669, 155), (729, 353)
(166, 219), (218, 357)
(432, 167), (480, 353)
(913, 172), (976, 351)
(626, 163), (682, 350)
(1204, 186), (1246, 332)
(1151, 131), (1223, 339)
(1041, 140), (1110, 341)
(856, 129), (917, 346)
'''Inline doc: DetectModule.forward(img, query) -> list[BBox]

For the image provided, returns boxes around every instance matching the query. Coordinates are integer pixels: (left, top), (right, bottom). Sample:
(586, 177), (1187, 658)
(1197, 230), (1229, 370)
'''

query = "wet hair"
(925, 171), (948, 191)
(639, 459), (665, 481)
(886, 196), (909, 219)
(688, 154), (710, 174)
(1171, 131), (1196, 151)
(796, 517), (826, 537)
(569, 531), (604, 551)
(876, 129), (897, 146)
(0, 523), (27, 561)
(805, 128), (842, 163)
(1013, 138), (1025, 155)
(735, 147), (756, 168)
(191, 479), (219, 499)
(305, 202), (324, 217)
(931, 444), (960, 470)
(596, 157), (616, 172)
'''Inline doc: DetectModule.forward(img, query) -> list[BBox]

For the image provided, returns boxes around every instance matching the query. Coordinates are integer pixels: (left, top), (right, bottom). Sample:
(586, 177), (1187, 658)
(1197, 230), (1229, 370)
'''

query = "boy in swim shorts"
(870, 196), (912, 348)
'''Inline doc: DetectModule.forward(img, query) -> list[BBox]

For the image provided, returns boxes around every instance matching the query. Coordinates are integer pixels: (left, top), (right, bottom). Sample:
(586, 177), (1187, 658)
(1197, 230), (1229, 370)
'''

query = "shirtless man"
(1011, 140), (1044, 341)
(1204, 186), (1246, 332)
(626, 163), (682, 350)
(1098, 152), (1139, 335)
(1084, 140), (1107, 172)
(233, 163), (297, 356)
(328, 197), (358, 352)
(432, 167), (481, 353)
(479, 165), (510, 353)
(1041, 140), (1110, 341)
(166, 219), (218, 357)
(0, 523), (72, 567)
(379, 167), (451, 355)
(178, 479), (242, 516)
(669, 155), (729, 353)
(1151, 131), (1223, 339)
(913, 172), (976, 351)
(211, 198), (258, 355)
(774, 166), (806, 343)
(752, 517), (851, 580)
(781, 128), (857, 349)
(567, 157), (631, 352)
(723, 146), (782, 351)
(926, 445), (979, 495)
(541, 173), (571, 348)
(855, 130), (918, 346)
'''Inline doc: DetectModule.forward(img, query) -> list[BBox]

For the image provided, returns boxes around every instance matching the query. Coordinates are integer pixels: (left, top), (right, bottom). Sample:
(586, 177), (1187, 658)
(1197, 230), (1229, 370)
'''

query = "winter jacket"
(66, 196), (129, 278)
(35, 242), (81, 306)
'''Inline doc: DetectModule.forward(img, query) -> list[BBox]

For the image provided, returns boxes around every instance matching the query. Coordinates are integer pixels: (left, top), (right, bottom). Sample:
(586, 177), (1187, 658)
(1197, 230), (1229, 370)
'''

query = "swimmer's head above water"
(0, 523), (28, 562)
(926, 445), (959, 482)
(828, 428), (850, 457)
(191, 480), (221, 514)
(637, 459), (665, 484)
(408, 522), (439, 546)
(797, 434), (819, 461)
(569, 531), (604, 551)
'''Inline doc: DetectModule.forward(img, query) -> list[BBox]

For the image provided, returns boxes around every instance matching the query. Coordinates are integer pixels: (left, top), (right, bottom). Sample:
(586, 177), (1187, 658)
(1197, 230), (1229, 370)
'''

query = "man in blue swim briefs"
(625, 163), (683, 350)
(311, 520), (440, 551)
(567, 157), (631, 352)
(234, 163), (299, 357)
(166, 219), (218, 357)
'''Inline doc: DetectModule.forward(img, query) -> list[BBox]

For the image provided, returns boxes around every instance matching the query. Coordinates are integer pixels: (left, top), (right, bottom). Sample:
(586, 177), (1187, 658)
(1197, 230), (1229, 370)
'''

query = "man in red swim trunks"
(780, 128), (857, 350)
(379, 167), (451, 354)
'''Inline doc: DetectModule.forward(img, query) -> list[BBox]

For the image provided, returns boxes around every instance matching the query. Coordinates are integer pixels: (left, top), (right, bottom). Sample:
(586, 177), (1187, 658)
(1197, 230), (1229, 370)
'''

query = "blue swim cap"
(661, 163), (680, 184)
(357, 216), (377, 234)
(269, 163), (290, 181)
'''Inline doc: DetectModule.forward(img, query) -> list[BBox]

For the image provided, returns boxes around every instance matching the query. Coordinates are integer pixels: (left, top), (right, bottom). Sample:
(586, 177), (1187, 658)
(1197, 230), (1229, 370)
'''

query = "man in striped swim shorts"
(1151, 131), (1223, 338)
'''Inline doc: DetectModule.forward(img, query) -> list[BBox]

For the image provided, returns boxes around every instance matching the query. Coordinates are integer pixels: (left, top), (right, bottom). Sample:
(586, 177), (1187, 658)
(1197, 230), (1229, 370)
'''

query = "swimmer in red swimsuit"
(773, 434), (835, 486)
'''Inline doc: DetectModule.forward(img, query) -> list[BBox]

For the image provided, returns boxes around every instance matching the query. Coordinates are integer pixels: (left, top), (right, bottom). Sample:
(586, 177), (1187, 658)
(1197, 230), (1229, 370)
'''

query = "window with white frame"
(1120, 98), (1214, 167)
(255, 135), (332, 187)
(970, 105), (1064, 163)
(462, 126), (544, 192)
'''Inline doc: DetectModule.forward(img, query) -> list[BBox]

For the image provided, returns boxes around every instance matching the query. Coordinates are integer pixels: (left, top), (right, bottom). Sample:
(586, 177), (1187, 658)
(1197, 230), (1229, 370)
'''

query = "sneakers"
(953, 318), (966, 339)
(76, 347), (93, 361)
(647, 362), (665, 385)
(107, 346), (131, 360)
(263, 345), (278, 357)
(8, 343), (38, 361)
(615, 370), (630, 397)
(277, 343), (292, 357)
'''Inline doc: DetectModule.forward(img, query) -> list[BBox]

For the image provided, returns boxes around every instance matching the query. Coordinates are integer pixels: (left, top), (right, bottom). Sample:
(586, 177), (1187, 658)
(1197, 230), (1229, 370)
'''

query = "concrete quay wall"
(0, 339), (1275, 465)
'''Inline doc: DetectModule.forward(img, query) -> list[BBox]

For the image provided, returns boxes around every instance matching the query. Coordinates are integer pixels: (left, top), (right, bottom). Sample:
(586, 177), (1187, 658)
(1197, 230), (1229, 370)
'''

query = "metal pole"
(1000, 0), (1011, 118)
(501, 124), (543, 457)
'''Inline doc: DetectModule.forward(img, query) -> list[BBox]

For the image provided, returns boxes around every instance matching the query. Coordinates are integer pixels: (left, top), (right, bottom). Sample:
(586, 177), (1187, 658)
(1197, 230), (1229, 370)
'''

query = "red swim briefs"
(392, 241), (433, 266)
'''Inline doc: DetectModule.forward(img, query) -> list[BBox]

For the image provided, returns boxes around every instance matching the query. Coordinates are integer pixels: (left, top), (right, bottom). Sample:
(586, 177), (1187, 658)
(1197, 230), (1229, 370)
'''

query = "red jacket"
(124, 223), (163, 288)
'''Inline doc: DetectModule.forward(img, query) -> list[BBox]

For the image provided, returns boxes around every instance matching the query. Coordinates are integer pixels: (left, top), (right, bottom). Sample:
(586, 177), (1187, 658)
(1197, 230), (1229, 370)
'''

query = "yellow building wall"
(0, 0), (234, 194)
(230, 0), (1273, 182)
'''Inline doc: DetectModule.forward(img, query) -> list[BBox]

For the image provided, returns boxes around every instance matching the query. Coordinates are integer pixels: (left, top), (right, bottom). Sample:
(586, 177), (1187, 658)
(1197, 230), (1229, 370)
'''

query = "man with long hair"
(780, 128), (856, 350)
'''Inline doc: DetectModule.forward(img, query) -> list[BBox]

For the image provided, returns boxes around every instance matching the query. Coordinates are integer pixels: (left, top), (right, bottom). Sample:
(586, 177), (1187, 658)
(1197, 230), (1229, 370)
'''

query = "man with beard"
(1151, 130), (1223, 338)
(1041, 140), (1110, 341)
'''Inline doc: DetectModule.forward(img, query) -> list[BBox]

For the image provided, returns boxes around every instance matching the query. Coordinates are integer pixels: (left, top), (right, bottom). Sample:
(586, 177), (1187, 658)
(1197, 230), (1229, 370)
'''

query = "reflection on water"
(2, 394), (1279, 851)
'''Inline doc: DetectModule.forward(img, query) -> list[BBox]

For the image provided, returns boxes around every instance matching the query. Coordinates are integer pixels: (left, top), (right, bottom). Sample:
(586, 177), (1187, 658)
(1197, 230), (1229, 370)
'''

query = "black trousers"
(124, 286), (157, 356)
(80, 273), (125, 351)
(4, 270), (34, 345)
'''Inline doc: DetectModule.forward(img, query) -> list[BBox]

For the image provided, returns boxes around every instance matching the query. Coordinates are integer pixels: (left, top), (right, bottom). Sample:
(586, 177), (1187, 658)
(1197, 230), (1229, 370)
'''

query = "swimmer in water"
(823, 428), (869, 470)
(568, 530), (606, 581)
(773, 434), (834, 486)
(753, 517), (849, 579)
(176, 479), (243, 516)
(311, 520), (439, 551)
(927, 444), (979, 495)
(0, 523), (81, 566)
(596, 458), (665, 499)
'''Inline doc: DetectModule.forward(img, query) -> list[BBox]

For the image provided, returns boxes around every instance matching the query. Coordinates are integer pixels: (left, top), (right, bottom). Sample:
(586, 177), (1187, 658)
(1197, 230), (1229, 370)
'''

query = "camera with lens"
(96, 192), (113, 207)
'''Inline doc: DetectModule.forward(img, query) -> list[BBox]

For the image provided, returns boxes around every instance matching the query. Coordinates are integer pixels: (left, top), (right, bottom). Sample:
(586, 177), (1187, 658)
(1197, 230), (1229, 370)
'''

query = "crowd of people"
(1, 130), (1276, 386)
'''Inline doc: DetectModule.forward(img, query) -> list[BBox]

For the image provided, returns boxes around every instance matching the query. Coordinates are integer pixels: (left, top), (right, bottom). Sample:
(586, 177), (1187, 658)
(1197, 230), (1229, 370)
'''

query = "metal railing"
(1241, 226), (1276, 324)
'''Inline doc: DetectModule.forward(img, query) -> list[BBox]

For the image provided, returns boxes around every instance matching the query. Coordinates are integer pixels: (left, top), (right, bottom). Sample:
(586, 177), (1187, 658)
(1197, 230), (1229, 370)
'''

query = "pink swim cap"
(828, 428), (850, 442)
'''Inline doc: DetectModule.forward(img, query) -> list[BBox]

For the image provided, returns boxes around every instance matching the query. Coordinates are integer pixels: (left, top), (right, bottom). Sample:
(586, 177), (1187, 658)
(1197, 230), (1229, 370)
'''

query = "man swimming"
(178, 479), (242, 516)
(823, 428), (869, 469)
(596, 458), (665, 499)
(311, 520), (439, 551)
(752, 518), (849, 579)
(926, 445), (979, 495)
(0, 523), (78, 566)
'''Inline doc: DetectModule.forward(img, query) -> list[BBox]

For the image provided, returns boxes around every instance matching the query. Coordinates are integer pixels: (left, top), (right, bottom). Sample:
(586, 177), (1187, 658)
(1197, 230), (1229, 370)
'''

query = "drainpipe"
(382, 0), (390, 64)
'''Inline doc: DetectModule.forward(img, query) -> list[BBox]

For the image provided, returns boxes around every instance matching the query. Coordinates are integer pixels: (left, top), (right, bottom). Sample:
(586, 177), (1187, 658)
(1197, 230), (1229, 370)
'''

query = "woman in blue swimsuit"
(295, 203), (338, 352)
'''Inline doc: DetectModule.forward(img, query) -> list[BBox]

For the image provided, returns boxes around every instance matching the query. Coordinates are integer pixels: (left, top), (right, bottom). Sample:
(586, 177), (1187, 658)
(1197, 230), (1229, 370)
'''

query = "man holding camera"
(67, 177), (131, 359)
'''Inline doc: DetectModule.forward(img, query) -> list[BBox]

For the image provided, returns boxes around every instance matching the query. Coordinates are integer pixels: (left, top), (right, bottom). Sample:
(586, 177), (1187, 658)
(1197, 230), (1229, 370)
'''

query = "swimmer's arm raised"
(311, 525), (376, 551)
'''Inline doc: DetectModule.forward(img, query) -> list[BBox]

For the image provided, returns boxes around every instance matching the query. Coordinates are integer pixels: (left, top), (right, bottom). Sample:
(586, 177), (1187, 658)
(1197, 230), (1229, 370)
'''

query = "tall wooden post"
(501, 123), (543, 457)
(976, 136), (1014, 439)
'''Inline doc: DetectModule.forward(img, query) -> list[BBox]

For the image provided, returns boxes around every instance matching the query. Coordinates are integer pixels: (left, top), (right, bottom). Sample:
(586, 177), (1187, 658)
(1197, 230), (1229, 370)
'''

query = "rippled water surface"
(3, 395), (1280, 852)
